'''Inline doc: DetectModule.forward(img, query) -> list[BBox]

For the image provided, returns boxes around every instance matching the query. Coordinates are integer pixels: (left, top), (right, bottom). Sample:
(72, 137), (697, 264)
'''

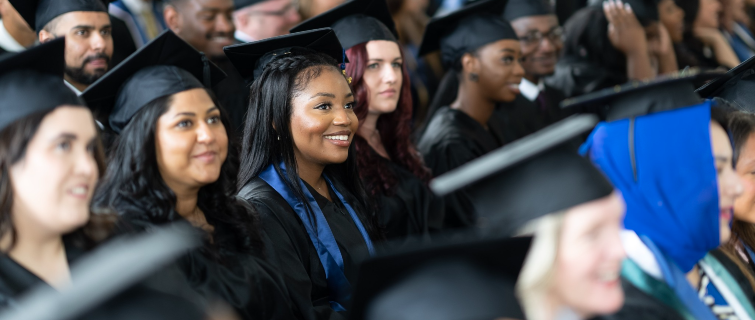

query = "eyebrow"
(172, 106), (219, 118)
(52, 133), (77, 141)
(368, 57), (403, 62)
(501, 48), (516, 53)
(310, 92), (336, 99)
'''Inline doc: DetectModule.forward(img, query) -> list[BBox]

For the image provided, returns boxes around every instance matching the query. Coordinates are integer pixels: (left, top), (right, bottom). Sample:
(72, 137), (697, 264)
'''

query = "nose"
(383, 64), (399, 84)
(332, 107), (353, 127)
(91, 31), (107, 52)
(196, 122), (217, 144)
(76, 149), (97, 179)
(216, 13), (235, 34)
(539, 36), (557, 53)
(512, 58), (525, 78)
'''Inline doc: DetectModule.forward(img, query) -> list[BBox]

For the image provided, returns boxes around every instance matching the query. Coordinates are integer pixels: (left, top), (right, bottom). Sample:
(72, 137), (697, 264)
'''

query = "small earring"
(468, 73), (479, 82)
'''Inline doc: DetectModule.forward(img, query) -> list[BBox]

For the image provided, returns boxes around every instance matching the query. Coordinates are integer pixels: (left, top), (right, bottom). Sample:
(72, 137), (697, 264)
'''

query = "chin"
(577, 290), (624, 317)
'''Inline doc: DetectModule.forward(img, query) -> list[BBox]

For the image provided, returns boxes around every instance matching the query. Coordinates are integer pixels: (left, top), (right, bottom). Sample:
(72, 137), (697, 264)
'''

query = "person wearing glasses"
(233, 0), (302, 43)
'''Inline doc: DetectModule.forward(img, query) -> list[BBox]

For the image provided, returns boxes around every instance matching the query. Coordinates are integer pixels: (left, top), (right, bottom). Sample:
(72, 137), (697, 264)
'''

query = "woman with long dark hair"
(84, 31), (298, 320)
(227, 28), (381, 319)
(290, 0), (442, 240)
(414, 0), (524, 230)
(674, 0), (740, 69)
(724, 111), (755, 274)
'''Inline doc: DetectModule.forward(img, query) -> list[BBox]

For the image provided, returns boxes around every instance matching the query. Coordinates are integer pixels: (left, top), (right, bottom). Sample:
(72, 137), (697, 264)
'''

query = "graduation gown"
(109, 14), (137, 68)
(116, 201), (300, 320)
(593, 278), (686, 320)
(368, 148), (444, 241)
(417, 106), (502, 229)
(212, 57), (250, 135)
(545, 56), (628, 99)
(238, 176), (372, 320)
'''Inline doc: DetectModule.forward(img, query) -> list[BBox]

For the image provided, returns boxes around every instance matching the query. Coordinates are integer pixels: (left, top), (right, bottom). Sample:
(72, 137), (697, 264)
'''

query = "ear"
(38, 29), (54, 44)
(460, 52), (480, 78)
(163, 5), (181, 32)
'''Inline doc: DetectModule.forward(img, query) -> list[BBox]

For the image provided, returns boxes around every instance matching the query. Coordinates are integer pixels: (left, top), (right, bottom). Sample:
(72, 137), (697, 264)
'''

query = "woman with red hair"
(292, 0), (443, 240)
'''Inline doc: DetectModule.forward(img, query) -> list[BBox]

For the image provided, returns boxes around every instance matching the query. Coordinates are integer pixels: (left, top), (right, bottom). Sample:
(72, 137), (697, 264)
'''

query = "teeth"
(598, 271), (619, 282)
(71, 187), (87, 195)
(325, 135), (349, 141)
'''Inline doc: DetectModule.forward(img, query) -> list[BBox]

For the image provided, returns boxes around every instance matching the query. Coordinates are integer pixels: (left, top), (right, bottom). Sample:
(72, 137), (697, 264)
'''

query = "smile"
(324, 135), (349, 141)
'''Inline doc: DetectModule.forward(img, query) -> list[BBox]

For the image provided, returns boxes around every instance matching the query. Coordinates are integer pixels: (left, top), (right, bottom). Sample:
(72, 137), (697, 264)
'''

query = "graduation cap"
(224, 27), (346, 84)
(289, 0), (397, 49)
(0, 222), (203, 320)
(418, 0), (516, 69)
(696, 55), (755, 111)
(503, 0), (554, 21)
(586, 0), (658, 25)
(81, 30), (227, 134)
(561, 70), (724, 121)
(430, 115), (614, 236)
(350, 236), (532, 320)
(9, 0), (108, 33)
(234, 0), (268, 9)
(0, 38), (83, 133)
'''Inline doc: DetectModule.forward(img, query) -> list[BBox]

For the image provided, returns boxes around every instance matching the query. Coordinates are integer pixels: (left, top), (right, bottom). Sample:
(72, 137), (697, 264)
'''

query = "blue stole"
(640, 235), (717, 320)
(259, 163), (375, 311)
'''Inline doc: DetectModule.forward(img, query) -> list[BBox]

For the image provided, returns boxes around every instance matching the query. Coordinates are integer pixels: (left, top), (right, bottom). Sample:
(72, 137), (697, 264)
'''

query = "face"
(363, 40), (403, 116)
(235, 0), (301, 40)
(711, 121), (743, 244)
(290, 67), (358, 167)
(10, 107), (98, 236)
(469, 39), (525, 103)
(658, 0), (685, 43)
(510, 15), (562, 79)
(551, 192), (626, 318)
(734, 132), (755, 223)
(696, 0), (722, 29)
(155, 89), (228, 192)
(41, 12), (113, 86)
(166, 0), (235, 59)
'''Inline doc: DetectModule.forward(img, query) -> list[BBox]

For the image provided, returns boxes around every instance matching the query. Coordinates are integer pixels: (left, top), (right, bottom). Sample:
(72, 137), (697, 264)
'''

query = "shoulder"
(594, 278), (686, 320)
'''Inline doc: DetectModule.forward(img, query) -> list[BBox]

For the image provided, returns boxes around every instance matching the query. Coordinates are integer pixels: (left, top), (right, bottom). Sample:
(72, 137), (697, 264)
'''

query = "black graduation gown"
(238, 176), (372, 320)
(709, 248), (755, 307)
(109, 14), (137, 68)
(592, 278), (686, 320)
(0, 240), (203, 320)
(116, 202), (300, 320)
(368, 148), (444, 241)
(212, 57), (249, 135)
(489, 86), (571, 145)
(545, 56), (628, 99)
(0, 46), (8, 57)
(417, 106), (501, 229)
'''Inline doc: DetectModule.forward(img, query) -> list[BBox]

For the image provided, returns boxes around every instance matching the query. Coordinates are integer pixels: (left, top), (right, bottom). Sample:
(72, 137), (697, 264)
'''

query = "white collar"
(64, 80), (83, 96)
(234, 30), (255, 43)
(519, 78), (543, 102)
(0, 19), (26, 53)
(621, 229), (663, 280)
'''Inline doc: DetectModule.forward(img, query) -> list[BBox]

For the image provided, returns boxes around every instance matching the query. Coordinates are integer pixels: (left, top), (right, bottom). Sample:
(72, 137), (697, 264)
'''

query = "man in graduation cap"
(163, 0), (251, 133)
(9, 0), (114, 95)
(0, 0), (35, 55)
(233, 0), (301, 43)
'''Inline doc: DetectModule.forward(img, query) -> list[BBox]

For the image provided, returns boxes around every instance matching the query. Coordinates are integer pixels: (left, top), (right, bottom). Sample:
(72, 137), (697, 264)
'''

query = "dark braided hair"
(238, 49), (383, 242)
(94, 89), (263, 262)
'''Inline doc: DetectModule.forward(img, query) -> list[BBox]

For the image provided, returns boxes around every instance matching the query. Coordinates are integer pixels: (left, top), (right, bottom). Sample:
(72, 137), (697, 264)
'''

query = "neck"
(295, 156), (327, 192)
(64, 75), (88, 93)
(524, 73), (540, 84)
(543, 294), (587, 320)
(357, 113), (386, 154)
(3, 227), (70, 289)
(451, 80), (496, 127)
(686, 265), (701, 289)
(2, 19), (35, 48)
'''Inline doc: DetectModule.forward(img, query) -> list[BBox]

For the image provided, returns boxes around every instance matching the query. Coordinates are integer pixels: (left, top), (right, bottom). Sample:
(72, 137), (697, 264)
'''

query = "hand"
(650, 23), (673, 57)
(694, 27), (726, 46)
(604, 0), (648, 55)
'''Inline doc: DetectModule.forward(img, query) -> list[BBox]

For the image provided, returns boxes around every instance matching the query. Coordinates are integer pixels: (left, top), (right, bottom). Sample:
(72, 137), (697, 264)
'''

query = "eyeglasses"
(519, 27), (564, 49)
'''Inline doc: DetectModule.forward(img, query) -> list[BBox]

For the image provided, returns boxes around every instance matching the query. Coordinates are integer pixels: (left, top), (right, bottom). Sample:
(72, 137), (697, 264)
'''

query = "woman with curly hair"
(228, 28), (381, 320)
(84, 31), (299, 320)
(291, 0), (442, 240)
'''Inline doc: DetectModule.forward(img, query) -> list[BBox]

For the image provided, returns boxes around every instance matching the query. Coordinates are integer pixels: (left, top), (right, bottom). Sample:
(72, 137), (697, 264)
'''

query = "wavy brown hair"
(0, 107), (114, 253)
(346, 42), (432, 197)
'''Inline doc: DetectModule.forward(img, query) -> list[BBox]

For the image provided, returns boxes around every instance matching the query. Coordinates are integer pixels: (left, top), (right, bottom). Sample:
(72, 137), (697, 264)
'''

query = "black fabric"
(418, 0), (516, 68)
(210, 57), (249, 134)
(545, 55), (628, 99)
(675, 0), (699, 29)
(290, 0), (397, 49)
(114, 199), (301, 320)
(9, 0), (107, 32)
(367, 148), (444, 241)
(490, 86), (571, 145)
(503, 0), (553, 21)
(697, 54), (755, 111)
(109, 14), (137, 68)
(224, 28), (345, 84)
(0, 38), (82, 133)
(417, 106), (501, 229)
(593, 278), (686, 320)
(709, 249), (755, 308)
(238, 176), (372, 320)
(81, 30), (227, 134)
(352, 236), (532, 320)
(234, 0), (267, 9)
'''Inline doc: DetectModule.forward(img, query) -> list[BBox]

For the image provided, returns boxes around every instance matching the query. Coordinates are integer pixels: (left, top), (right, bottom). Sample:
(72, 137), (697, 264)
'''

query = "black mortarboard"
(586, 0), (658, 25)
(234, 0), (268, 9)
(10, 0), (108, 33)
(503, 0), (554, 21)
(0, 222), (203, 320)
(224, 28), (346, 84)
(289, 0), (397, 49)
(0, 38), (83, 133)
(696, 55), (755, 111)
(350, 236), (531, 320)
(418, 0), (517, 69)
(81, 30), (226, 134)
(430, 115), (614, 236)
(562, 70), (724, 121)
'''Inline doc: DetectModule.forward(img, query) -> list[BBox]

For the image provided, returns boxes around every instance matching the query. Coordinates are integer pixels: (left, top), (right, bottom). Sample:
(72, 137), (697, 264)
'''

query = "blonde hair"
(515, 212), (566, 320)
